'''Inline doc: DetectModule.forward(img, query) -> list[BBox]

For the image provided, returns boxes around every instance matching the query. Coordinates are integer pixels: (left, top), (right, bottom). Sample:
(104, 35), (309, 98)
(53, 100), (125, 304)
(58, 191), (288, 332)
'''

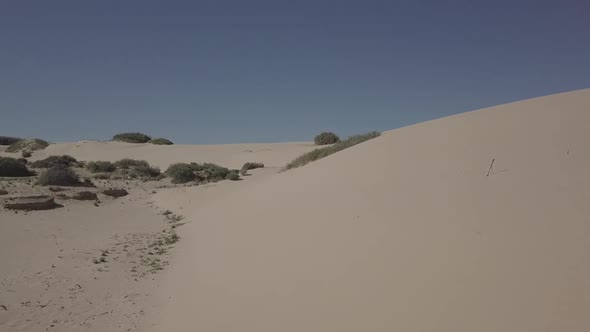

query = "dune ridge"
(147, 88), (590, 331)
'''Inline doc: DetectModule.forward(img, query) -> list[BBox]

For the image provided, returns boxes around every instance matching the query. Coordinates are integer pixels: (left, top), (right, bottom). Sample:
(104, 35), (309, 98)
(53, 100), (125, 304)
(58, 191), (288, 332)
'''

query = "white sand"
(148, 88), (590, 331)
(2, 88), (589, 331)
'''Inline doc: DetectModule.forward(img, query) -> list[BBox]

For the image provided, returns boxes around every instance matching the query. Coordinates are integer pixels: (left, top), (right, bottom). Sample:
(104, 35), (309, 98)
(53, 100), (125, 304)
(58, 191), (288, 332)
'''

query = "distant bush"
(30, 155), (77, 168)
(240, 162), (264, 175)
(92, 173), (111, 180)
(285, 131), (380, 170)
(314, 132), (340, 145)
(226, 171), (240, 181)
(0, 136), (22, 146)
(165, 163), (197, 184)
(6, 138), (50, 152)
(165, 162), (233, 184)
(0, 157), (34, 177)
(36, 165), (81, 186)
(21, 150), (32, 158)
(112, 132), (151, 143)
(148, 138), (174, 145)
(86, 161), (116, 173)
(113, 158), (161, 179)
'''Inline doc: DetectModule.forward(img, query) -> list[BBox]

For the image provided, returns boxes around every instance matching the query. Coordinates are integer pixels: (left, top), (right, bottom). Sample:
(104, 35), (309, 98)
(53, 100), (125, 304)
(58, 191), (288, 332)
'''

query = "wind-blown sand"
(2, 89), (590, 331)
(147, 89), (590, 331)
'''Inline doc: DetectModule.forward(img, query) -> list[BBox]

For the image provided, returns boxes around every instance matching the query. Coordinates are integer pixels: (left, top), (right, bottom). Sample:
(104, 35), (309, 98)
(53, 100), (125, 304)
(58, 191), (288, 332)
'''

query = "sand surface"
(2, 89), (590, 331)
(147, 89), (590, 331)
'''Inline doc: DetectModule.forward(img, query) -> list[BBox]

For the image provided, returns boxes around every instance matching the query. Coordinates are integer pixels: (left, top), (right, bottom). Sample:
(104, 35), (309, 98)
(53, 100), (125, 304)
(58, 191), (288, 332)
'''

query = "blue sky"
(1, 0), (588, 144)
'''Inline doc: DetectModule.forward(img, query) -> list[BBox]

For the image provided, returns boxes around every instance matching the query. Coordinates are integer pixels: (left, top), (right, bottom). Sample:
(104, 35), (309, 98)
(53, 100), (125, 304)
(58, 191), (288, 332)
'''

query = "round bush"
(112, 132), (152, 143)
(36, 165), (80, 186)
(314, 132), (340, 145)
(226, 171), (240, 181)
(0, 136), (22, 146)
(0, 157), (33, 177)
(148, 138), (174, 145)
(165, 163), (196, 184)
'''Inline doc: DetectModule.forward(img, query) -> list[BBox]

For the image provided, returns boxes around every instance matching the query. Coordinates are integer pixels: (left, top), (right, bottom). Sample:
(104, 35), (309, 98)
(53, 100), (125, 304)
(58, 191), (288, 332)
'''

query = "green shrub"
(36, 165), (81, 186)
(113, 158), (161, 179)
(30, 155), (77, 168)
(0, 157), (34, 177)
(200, 163), (230, 182)
(314, 132), (340, 145)
(92, 173), (111, 180)
(86, 161), (116, 173)
(166, 163), (197, 184)
(6, 138), (50, 152)
(240, 162), (264, 175)
(21, 150), (32, 158)
(226, 171), (240, 181)
(148, 138), (174, 145)
(112, 132), (151, 143)
(285, 131), (380, 170)
(0, 136), (22, 146)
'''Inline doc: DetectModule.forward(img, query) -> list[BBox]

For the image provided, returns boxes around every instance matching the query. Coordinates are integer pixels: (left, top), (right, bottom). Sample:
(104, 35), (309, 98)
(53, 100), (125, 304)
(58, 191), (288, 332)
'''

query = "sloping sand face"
(151, 89), (590, 331)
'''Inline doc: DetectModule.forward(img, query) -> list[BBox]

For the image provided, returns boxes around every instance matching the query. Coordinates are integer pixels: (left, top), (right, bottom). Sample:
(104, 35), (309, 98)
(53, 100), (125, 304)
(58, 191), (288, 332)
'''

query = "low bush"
(0, 157), (34, 177)
(0, 136), (22, 146)
(36, 165), (81, 186)
(30, 155), (77, 168)
(113, 158), (161, 179)
(226, 171), (240, 181)
(314, 132), (340, 145)
(285, 131), (380, 170)
(148, 138), (174, 145)
(6, 138), (50, 152)
(112, 132), (151, 143)
(240, 162), (264, 175)
(165, 163), (197, 184)
(21, 150), (32, 158)
(86, 161), (116, 173)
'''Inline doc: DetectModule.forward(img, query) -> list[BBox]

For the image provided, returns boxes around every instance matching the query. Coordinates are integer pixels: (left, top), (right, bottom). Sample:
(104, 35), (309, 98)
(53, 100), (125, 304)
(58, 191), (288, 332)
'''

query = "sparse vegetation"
(148, 138), (174, 145)
(6, 138), (50, 152)
(86, 161), (116, 173)
(113, 158), (161, 179)
(21, 150), (32, 158)
(165, 163), (197, 183)
(314, 132), (340, 145)
(240, 162), (264, 175)
(226, 171), (240, 181)
(30, 155), (78, 168)
(36, 165), (81, 186)
(165, 162), (233, 184)
(0, 136), (22, 146)
(112, 132), (151, 143)
(0, 157), (34, 177)
(285, 131), (381, 170)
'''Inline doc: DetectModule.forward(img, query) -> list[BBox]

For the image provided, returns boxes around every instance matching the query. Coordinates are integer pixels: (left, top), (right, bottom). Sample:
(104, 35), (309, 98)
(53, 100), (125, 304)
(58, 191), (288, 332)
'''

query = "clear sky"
(1, 0), (588, 144)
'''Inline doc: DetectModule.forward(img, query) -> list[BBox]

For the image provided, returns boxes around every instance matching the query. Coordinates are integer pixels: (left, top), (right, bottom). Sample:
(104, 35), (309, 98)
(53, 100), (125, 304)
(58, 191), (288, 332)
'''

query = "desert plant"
(199, 163), (230, 182)
(86, 161), (116, 173)
(148, 138), (174, 145)
(113, 158), (161, 179)
(112, 132), (151, 143)
(226, 171), (240, 181)
(36, 165), (81, 186)
(285, 131), (380, 170)
(314, 132), (340, 145)
(0, 157), (34, 177)
(6, 138), (50, 152)
(21, 150), (32, 158)
(30, 155), (78, 168)
(165, 163), (197, 183)
(240, 162), (264, 175)
(0, 136), (22, 146)
(92, 173), (111, 180)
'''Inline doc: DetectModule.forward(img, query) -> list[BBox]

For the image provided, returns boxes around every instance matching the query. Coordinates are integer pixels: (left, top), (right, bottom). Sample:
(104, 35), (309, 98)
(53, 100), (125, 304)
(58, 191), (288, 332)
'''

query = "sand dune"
(22, 141), (316, 170)
(148, 89), (590, 331)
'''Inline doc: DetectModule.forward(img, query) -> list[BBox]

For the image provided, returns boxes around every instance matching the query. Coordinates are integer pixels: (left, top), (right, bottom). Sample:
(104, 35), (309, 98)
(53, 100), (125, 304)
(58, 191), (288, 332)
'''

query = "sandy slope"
(149, 89), (590, 331)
